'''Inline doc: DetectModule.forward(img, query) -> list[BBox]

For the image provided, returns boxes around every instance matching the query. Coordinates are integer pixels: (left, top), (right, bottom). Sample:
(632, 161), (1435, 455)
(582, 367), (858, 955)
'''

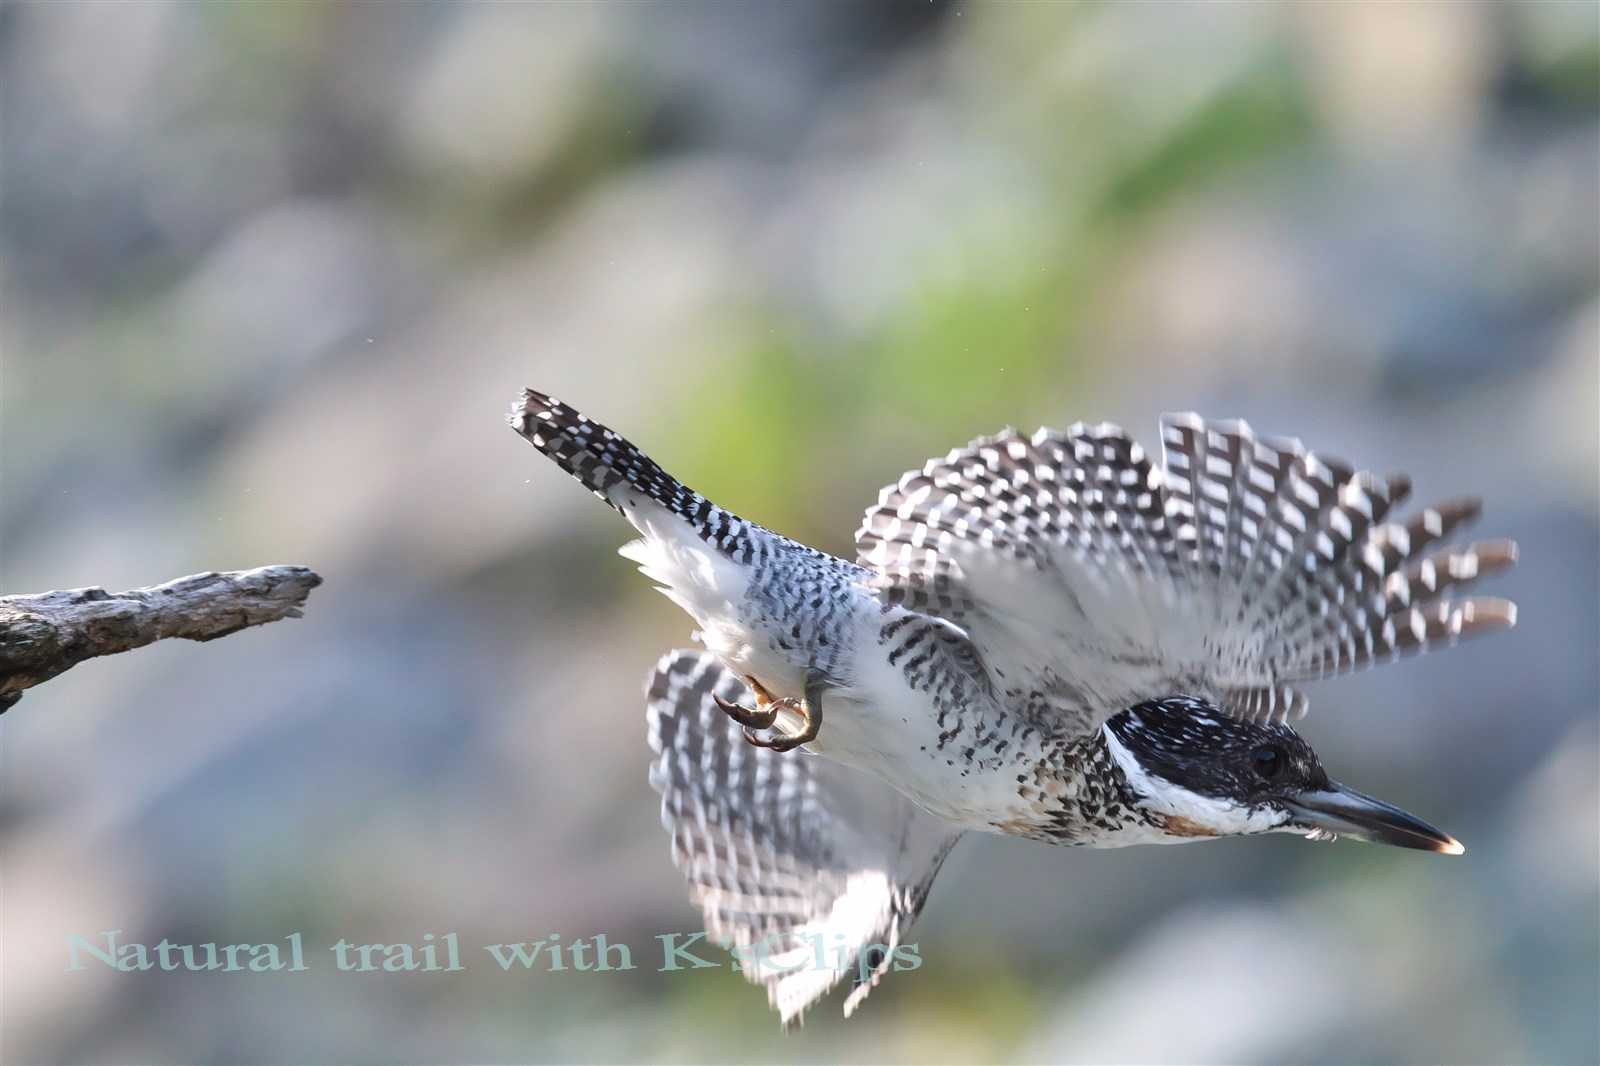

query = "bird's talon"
(714, 690), (777, 729)
(719, 675), (824, 752)
(743, 699), (821, 751)
(742, 727), (801, 752)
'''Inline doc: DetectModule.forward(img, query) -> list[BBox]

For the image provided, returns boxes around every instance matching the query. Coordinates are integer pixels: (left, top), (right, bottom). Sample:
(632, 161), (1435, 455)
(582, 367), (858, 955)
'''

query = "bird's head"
(1102, 697), (1464, 854)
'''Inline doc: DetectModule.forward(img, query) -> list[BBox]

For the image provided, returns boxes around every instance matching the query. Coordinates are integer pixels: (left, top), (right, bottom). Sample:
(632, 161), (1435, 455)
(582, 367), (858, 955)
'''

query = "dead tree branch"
(0, 565), (322, 712)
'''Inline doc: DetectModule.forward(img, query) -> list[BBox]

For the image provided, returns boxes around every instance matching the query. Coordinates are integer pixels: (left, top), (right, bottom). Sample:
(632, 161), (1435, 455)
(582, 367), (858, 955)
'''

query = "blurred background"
(2, 2), (1596, 1063)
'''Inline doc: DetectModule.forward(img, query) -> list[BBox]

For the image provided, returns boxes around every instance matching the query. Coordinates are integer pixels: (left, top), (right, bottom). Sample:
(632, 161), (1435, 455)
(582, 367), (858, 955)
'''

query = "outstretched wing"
(855, 414), (1516, 733)
(646, 650), (961, 1027)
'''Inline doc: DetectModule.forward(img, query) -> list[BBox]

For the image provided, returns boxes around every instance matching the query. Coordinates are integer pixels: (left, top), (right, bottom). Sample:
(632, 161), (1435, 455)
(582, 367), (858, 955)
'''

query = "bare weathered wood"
(0, 566), (322, 711)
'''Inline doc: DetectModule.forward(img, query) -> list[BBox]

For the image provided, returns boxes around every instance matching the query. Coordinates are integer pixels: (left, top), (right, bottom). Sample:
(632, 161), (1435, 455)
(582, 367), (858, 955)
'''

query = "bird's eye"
(1250, 746), (1284, 780)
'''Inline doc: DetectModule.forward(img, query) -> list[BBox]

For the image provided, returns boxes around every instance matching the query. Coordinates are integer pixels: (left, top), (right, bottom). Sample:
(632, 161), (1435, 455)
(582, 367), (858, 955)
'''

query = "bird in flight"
(509, 388), (1517, 1026)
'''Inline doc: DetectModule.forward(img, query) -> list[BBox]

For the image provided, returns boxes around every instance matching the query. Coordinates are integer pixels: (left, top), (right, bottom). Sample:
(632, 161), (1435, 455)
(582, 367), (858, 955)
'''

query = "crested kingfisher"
(509, 388), (1517, 1027)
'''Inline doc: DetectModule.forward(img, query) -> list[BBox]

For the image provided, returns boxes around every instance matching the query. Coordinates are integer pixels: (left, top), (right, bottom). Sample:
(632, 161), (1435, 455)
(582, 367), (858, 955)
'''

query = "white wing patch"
(856, 415), (1517, 733)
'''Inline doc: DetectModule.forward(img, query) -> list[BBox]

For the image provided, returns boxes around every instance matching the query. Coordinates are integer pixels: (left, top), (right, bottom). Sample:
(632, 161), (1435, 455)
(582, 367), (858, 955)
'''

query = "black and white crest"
(1106, 696), (1328, 803)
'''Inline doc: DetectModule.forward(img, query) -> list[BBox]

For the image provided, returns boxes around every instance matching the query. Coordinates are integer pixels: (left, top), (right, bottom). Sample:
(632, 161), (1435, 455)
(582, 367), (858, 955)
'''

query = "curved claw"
(741, 726), (803, 753)
(741, 725), (776, 748)
(719, 674), (824, 753)
(714, 691), (777, 729)
(737, 694), (821, 752)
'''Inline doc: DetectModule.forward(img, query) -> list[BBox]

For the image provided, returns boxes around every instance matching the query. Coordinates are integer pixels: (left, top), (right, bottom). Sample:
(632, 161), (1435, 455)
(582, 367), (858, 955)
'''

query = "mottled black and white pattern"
(509, 391), (1519, 1023)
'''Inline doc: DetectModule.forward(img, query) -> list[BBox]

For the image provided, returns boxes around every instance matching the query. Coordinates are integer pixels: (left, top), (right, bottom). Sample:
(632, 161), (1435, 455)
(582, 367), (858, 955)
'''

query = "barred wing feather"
(855, 414), (1516, 732)
(646, 650), (962, 1026)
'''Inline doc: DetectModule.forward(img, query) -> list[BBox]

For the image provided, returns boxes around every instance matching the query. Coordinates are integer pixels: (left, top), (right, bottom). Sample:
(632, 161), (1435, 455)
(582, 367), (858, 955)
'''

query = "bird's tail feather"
(508, 388), (704, 524)
(509, 389), (768, 633)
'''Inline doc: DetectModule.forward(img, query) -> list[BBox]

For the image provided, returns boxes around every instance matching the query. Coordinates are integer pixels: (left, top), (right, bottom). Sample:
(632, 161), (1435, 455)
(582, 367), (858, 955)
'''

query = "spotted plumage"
(510, 390), (1518, 1025)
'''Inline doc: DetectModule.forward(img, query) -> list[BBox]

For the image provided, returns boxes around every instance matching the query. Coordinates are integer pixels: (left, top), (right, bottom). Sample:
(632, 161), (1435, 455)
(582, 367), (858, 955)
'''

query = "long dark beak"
(1284, 782), (1465, 855)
